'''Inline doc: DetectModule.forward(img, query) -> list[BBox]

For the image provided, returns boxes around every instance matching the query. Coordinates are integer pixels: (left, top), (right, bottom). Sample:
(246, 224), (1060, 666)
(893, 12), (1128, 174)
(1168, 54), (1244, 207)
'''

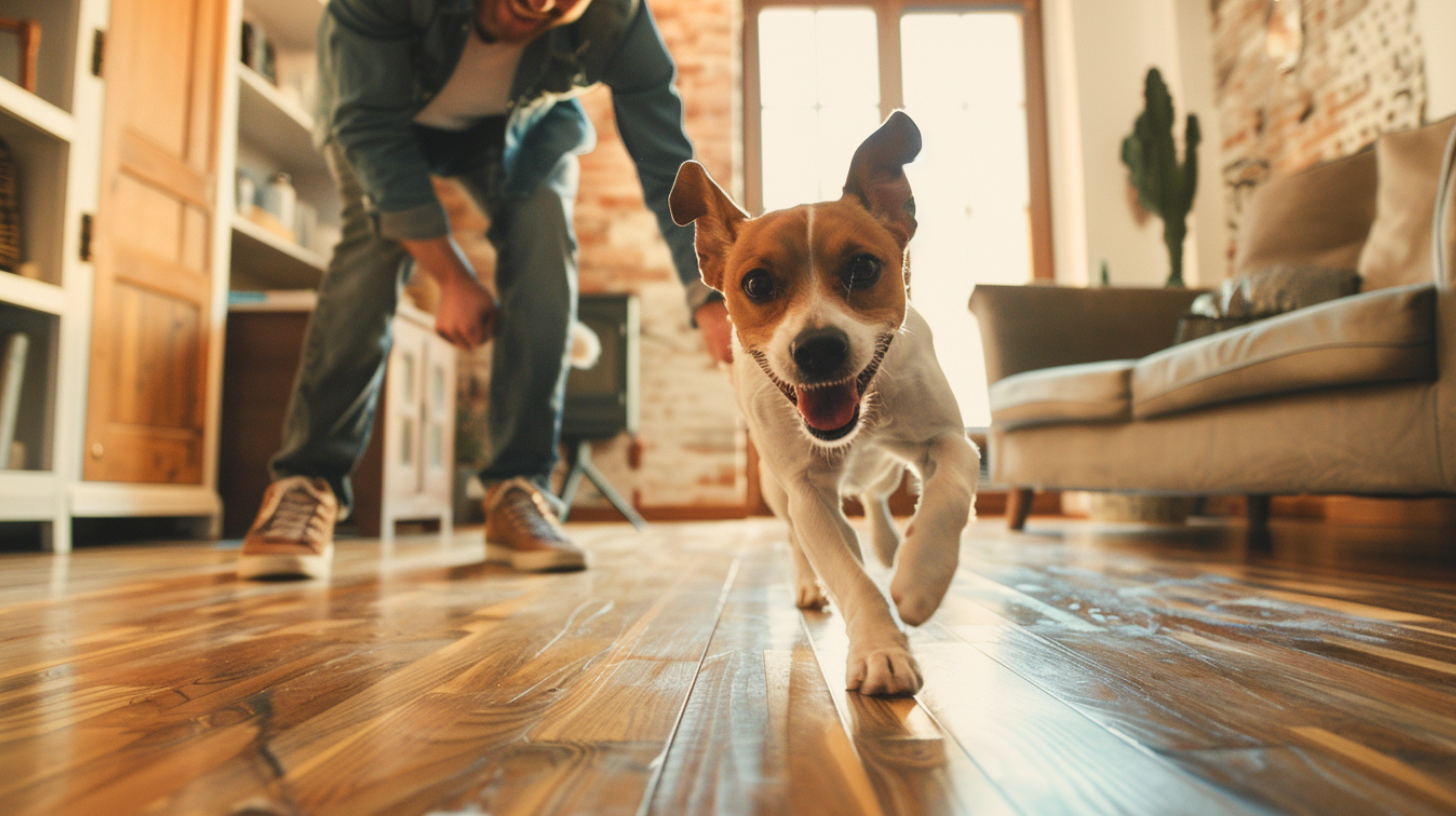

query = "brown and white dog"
(669, 112), (979, 696)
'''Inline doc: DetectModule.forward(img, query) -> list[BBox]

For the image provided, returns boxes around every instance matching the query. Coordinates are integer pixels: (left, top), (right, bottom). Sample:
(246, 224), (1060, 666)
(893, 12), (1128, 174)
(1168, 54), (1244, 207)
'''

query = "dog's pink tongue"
(796, 381), (859, 431)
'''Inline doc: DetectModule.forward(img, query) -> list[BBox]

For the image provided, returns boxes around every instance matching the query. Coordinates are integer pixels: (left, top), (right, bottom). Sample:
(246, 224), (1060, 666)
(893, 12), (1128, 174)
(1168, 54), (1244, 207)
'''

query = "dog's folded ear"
(671, 161), (748, 293)
(844, 111), (922, 247)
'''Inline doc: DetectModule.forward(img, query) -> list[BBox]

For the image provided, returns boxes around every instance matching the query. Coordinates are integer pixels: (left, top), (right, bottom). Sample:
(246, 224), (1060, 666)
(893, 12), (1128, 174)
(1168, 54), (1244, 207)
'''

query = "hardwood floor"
(2, 517), (1456, 815)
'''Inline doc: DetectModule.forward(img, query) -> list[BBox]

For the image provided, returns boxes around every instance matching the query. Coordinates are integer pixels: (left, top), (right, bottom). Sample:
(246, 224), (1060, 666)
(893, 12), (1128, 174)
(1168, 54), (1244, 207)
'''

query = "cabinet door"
(83, 0), (227, 482)
(385, 319), (427, 497)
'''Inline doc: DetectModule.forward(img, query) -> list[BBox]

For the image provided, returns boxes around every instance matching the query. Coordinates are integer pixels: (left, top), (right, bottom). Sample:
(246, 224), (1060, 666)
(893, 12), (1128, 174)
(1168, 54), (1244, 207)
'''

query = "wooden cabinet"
(219, 296), (454, 543)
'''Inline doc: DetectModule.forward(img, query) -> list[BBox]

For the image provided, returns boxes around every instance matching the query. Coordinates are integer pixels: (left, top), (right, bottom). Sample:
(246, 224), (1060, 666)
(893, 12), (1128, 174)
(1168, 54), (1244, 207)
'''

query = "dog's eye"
(844, 254), (882, 290)
(741, 269), (775, 302)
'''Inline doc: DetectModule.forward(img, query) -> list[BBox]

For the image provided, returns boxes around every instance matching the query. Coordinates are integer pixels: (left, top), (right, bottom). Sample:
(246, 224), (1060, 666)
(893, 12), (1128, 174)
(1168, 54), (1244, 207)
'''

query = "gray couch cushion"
(990, 359), (1135, 427)
(1132, 284), (1437, 419)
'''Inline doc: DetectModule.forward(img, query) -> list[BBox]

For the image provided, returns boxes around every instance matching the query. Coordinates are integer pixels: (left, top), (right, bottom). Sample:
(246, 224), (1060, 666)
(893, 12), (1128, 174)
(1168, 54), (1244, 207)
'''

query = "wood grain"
(3, 517), (1456, 814)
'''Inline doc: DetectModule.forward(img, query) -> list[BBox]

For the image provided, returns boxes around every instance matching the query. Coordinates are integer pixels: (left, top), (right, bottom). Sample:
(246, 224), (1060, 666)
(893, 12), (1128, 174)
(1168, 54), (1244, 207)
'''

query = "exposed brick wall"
(1212, 0), (1427, 271)
(446, 0), (744, 512)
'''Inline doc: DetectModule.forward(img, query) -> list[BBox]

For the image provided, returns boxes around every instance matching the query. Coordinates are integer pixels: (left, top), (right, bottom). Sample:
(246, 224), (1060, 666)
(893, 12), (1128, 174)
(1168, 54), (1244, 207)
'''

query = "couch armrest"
(969, 285), (1204, 383)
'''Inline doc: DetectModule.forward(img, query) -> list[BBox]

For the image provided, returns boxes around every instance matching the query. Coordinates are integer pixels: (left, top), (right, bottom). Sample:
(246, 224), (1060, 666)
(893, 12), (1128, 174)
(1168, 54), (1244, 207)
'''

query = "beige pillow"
(1234, 149), (1377, 276)
(1357, 116), (1456, 290)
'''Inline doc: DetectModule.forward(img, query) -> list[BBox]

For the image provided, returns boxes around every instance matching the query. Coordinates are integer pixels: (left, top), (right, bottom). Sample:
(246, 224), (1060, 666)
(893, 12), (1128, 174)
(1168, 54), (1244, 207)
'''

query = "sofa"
(968, 115), (1456, 530)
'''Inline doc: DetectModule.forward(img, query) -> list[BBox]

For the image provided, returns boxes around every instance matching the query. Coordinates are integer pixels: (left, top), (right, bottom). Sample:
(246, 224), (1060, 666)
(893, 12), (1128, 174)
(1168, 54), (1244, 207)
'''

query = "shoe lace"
(260, 486), (325, 543)
(496, 485), (565, 540)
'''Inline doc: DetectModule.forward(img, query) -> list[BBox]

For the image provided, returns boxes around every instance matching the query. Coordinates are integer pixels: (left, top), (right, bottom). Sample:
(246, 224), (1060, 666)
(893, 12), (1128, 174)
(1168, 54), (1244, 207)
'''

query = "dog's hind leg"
(763, 466), (828, 610)
(891, 433), (979, 626)
(861, 464), (906, 569)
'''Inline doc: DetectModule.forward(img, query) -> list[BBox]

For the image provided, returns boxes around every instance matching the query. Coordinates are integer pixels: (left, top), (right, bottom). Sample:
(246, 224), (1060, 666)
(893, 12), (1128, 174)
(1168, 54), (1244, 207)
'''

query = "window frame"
(741, 0), (1055, 281)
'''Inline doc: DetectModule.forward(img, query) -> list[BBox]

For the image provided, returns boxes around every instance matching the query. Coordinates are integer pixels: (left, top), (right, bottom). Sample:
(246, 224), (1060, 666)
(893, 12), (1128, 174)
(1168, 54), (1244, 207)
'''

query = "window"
(746, 0), (1051, 426)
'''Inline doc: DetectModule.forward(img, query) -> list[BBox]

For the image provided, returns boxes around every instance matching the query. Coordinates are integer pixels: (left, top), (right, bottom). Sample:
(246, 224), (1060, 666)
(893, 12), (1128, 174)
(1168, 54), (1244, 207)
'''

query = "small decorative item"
(1265, 0), (1304, 73)
(0, 17), (40, 93)
(0, 332), (29, 470)
(0, 137), (22, 273)
(1121, 67), (1200, 288)
(235, 170), (256, 217)
(240, 19), (277, 83)
(262, 172), (296, 234)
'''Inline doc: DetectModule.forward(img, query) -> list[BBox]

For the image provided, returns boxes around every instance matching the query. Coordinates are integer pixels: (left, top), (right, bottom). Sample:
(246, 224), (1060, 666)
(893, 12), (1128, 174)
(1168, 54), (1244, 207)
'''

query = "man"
(237, 0), (732, 580)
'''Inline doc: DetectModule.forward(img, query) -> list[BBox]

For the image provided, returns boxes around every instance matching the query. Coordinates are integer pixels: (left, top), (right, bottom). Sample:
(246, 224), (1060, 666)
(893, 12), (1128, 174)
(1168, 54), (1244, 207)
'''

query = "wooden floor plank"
(4, 519), (1456, 815)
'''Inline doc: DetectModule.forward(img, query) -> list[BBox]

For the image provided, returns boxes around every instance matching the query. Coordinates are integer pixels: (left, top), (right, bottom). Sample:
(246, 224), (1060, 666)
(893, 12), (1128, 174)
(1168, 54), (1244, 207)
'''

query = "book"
(0, 332), (28, 470)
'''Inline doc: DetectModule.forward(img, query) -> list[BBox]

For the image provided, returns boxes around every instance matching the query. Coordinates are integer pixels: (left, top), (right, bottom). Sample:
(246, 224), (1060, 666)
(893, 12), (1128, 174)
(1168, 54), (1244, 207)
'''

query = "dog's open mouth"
(750, 333), (893, 442)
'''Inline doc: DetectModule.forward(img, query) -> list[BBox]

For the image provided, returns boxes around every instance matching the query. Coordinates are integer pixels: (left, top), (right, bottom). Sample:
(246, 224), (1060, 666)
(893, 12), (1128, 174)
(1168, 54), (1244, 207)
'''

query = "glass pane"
(901, 11), (1031, 428)
(758, 7), (878, 211)
(401, 352), (416, 403)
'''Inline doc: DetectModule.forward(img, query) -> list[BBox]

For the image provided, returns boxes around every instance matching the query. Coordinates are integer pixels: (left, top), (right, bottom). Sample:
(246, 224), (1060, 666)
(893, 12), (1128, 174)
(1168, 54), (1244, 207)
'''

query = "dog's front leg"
(892, 433), (979, 625)
(786, 475), (923, 696)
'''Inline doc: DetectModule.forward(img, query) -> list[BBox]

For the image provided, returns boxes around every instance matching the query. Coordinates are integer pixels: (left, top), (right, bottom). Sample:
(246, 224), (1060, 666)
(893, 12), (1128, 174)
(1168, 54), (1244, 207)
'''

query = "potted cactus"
(1121, 67), (1200, 288)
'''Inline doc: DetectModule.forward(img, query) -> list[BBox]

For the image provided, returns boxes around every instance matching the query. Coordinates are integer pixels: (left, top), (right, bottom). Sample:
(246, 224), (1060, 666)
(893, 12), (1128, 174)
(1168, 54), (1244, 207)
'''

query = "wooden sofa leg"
(1246, 494), (1272, 530)
(1007, 488), (1034, 531)
(1246, 494), (1273, 549)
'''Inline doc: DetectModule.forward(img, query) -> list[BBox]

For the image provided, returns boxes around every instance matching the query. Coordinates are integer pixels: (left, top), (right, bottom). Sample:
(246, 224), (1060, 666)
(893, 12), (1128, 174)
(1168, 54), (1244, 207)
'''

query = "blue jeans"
(269, 127), (578, 516)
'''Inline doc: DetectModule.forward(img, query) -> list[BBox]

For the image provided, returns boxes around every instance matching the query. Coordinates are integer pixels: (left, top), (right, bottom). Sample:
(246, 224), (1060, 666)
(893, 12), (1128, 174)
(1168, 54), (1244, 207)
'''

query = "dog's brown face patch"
(722, 198), (907, 354)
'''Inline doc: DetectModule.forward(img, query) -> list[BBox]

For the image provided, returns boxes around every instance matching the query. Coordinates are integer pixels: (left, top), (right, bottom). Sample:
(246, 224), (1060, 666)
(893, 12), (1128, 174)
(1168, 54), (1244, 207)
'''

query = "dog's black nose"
(792, 328), (850, 380)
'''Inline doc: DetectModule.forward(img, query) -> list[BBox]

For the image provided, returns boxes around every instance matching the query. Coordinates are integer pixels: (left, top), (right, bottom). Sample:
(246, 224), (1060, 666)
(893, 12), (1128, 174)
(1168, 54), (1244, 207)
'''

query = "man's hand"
(401, 236), (498, 349)
(695, 299), (733, 365)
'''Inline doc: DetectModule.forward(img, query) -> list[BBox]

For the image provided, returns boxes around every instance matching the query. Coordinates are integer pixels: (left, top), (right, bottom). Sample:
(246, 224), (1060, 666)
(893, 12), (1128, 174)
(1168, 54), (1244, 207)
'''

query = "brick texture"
(445, 0), (744, 512)
(1211, 0), (1427, 272)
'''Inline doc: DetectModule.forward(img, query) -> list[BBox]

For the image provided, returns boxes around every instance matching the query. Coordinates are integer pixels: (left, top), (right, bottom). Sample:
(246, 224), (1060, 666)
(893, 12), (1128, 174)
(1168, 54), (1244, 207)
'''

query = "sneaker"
(238, 476), (338, 580)
(483, 478), (587, 572)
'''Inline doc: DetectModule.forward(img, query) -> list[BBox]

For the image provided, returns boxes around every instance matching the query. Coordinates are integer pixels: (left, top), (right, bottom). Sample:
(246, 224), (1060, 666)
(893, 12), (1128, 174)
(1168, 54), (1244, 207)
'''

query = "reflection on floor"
(3, 516), (1456, 815)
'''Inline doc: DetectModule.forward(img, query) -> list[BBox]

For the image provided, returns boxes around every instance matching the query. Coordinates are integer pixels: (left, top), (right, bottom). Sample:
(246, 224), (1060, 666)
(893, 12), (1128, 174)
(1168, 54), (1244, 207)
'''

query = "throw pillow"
(1358, 116), (1456, 290)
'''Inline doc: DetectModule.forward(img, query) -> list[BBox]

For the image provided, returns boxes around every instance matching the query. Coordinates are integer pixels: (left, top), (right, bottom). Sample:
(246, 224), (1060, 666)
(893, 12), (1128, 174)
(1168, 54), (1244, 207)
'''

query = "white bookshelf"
(224, 0), (337, 294)
(0, 0), (108, 552)
(0, 274), (65, 315)
(230, 213), (327, 289)
(236, 66), (325, 176)
(0, 76), (76, 143)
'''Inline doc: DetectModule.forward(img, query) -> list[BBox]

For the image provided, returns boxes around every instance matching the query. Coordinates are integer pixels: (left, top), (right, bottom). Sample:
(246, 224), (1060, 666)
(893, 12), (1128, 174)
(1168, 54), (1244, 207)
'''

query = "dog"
(669, 112), (979, 696)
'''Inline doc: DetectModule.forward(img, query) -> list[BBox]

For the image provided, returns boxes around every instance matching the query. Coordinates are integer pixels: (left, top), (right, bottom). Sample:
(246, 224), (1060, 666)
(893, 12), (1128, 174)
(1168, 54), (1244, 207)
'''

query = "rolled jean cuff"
(684, 279), (722, 317)
(374, 200), (451, 242)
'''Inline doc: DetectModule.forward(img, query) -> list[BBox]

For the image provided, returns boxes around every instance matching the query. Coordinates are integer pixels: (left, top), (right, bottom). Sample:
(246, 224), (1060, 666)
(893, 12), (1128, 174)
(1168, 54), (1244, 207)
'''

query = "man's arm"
(321, 0), (450, 240)
(399, 236), (499, 349)
(322, 1), (496, 348)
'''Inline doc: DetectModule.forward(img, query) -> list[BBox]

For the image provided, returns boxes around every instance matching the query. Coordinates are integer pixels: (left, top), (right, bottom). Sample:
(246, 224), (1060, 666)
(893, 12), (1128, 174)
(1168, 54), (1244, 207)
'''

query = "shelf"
(231, 214), (327, 290)
(245, 0), (328, 50)
(236, 65), (327, 175)
(0, 76), (75, 143)
(0, 273), (65, 316)
(0, 471), (63, 520)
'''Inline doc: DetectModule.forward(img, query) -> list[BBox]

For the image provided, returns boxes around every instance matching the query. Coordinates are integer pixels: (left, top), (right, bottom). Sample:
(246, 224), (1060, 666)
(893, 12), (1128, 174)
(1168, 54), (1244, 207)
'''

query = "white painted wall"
(1419, 0), (1456, 120)
(1043, 0), (1227, 288)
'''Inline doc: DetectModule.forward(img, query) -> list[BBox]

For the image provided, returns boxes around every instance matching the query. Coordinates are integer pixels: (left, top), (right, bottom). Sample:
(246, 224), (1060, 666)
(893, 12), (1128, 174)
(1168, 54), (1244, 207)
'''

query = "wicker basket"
(0, 137), (20, 273)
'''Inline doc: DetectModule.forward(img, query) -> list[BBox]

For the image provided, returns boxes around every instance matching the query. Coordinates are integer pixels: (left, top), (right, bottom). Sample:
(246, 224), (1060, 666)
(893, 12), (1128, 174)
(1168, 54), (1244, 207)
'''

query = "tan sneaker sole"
(484, 542), (586, 573)
(238, 544), (334, 580)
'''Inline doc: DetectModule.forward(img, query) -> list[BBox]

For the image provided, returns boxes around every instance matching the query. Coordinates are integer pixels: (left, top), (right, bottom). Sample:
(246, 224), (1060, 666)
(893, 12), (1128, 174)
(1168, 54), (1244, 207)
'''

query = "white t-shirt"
(413, 31), (526, 131)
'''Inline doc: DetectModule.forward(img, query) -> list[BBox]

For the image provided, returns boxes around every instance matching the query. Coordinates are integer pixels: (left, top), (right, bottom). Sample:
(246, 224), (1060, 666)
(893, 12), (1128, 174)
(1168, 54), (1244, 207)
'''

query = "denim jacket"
(317, 0), (713, 309)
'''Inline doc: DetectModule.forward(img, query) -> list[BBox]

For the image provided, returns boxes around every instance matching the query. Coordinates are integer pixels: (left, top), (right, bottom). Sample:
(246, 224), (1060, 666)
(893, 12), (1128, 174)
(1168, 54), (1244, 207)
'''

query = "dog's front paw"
(846, 642), (923, 696)
(795, 576), (829, 610)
